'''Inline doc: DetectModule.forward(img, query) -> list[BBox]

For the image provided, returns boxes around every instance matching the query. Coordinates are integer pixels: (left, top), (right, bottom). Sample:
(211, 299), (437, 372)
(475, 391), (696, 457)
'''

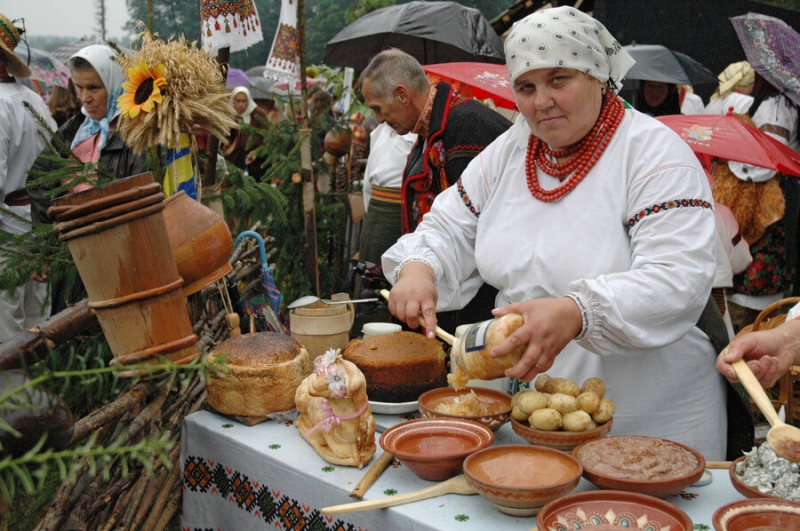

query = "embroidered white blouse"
(383, 106), (728, 459)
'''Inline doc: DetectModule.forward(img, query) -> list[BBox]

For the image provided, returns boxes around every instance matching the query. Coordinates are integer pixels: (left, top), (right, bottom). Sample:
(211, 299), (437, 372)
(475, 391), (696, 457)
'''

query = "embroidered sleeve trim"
(627, 199), (712, 228)
(565, 292), (590, 340)
(446, 144), (486, 156)
(760, 123), (790, 141)
(457, 178), (480, 218)
(395, 256), (441, 285)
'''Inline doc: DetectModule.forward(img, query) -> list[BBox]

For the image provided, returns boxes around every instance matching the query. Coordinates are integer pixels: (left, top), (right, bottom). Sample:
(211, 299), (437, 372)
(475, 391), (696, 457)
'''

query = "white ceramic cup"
(362, 322), (402, 339)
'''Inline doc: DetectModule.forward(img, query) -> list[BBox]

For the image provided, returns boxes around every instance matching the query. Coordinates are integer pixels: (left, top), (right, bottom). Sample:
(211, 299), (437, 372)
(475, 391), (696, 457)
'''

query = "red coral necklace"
(525, 93), (625, 202)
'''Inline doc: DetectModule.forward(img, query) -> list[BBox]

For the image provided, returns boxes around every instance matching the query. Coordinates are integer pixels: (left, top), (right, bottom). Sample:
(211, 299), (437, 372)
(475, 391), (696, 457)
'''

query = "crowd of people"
(1, 5), (799, 464)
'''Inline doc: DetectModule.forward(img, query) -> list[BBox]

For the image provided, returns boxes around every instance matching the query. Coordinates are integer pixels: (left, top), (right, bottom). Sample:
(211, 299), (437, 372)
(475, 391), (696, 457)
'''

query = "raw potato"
(576, 392), (601, 414)
(511, 405), (530, 422)
(562, 410), (592, 432)
(544, 377), (580, 397)
(534, 374), (552, 392)
(516, 391), (549, 415)
(592, 398), (616, 424)
(511, 388), (536, 408)
(529, 408), (562, 431)
(547, 393), (578, 414)
(581, 377), (606, 399)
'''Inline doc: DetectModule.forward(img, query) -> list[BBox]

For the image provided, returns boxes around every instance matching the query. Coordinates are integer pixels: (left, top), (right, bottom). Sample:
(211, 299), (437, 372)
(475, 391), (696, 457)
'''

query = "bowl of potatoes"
(510, 375), (614, 452)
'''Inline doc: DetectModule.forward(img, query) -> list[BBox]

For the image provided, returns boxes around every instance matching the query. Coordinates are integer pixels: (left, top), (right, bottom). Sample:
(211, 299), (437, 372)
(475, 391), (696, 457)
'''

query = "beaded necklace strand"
(525, 93), (625, 202)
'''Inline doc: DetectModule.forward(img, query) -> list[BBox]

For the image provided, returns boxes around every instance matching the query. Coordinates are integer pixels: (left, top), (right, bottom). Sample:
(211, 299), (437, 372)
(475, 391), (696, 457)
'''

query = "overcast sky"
(0, 0), (131, 40)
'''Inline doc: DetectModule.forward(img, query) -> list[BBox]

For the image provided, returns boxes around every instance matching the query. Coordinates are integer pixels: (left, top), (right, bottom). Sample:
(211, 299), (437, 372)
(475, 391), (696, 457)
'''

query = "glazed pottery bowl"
(537, 490), (694, 531)
(418, 386), (512, 431)
(511, 416), (613, 452)
(379, 418), (494, 481)
(572, 435), (705, 499)
(462, 444), (582, 517)
(728, 456), (786, 500)
(713, 498), (800, 531)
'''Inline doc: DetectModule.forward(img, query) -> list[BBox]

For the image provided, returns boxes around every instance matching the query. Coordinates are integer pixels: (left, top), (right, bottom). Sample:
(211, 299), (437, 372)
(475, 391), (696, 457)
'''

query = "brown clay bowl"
(511, 416), (613, 452)
(713, 498), (800, 531)
(462, 444), (582, 517)
(418, 386), (512, 431)
(572, 435), (705, 499)
(379, 417), (494, 481)
(728, 455), (786, 500)
(537, 490), (694, 531)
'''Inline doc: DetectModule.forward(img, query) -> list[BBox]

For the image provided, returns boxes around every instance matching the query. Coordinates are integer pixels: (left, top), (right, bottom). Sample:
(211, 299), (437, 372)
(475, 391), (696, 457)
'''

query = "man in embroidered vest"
(360, 48), (511, 329)
(0, 13), (57, 342)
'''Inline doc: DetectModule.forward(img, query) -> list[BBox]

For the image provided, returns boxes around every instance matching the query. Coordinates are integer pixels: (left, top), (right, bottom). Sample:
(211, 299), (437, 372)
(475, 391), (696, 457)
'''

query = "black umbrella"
(324, 1), (505, 71)
(623, 44), (718, 87)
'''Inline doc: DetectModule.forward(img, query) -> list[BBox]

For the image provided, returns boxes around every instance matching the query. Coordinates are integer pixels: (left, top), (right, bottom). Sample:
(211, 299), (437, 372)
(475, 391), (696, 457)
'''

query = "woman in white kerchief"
(28, 44), (147, 313)
(383, 6), (733, 460)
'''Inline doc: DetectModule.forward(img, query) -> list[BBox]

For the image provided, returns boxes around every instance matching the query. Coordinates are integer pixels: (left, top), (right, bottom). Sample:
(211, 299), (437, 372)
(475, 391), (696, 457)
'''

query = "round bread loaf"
(341, 331), (446, 403)
(206, 333), (313, 416)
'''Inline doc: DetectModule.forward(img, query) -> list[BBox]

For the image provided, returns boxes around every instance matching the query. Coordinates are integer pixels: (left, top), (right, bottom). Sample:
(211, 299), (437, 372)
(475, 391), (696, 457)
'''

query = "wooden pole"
(203, 47), (231, 188)
(298, 0), (309, 127)
(296, 0), (319, 295)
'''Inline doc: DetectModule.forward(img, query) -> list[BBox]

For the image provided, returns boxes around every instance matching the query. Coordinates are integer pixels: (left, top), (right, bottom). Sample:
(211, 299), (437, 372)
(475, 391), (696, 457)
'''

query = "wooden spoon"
(378, 289), (457, 345)
(321, 473), (476, 514)
(732, 358), (800, 461)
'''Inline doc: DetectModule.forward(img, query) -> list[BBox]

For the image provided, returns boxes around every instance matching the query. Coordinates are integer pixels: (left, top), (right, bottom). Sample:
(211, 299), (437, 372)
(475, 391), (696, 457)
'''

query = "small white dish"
(369, 400), (419, 414)
(693, 469), (713, 486)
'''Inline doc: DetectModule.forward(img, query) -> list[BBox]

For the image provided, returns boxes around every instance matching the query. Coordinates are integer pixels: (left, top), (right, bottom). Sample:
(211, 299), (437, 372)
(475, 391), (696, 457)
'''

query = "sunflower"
(118, 61), (167, 119)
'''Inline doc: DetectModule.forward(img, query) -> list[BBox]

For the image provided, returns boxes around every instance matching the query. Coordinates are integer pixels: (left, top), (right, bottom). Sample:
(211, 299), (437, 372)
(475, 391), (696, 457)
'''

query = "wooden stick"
(705, 461), (733, 469)
(349, 451), (394, 498)
(141, 454), (182, 531)
(378, 289), (456, 345)
(152, 489), (182, 531)
(0, 298), (96, 370)
(70, 381), (157, 444)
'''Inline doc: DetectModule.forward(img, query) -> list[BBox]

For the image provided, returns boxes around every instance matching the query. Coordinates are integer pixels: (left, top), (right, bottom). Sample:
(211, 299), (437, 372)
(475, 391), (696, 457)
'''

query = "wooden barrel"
(290, 301), (354, 358)
(49, 173), (198, 371)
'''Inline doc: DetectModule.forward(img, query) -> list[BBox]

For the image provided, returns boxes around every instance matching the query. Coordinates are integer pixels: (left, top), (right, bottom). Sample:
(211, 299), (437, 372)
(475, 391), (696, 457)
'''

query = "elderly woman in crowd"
(382, 7), (739, 460)
(28, 44), (148, 313)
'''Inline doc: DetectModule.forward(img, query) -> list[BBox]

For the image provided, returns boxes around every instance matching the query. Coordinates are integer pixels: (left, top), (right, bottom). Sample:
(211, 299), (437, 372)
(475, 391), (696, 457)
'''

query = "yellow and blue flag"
(163, 132), (196, 199)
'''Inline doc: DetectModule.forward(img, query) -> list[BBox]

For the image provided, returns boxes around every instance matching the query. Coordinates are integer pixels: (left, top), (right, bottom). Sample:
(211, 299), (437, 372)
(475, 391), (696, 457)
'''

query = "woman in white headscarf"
(383, 6), (735, 460)
(223, 86), (272, 176)
(28, 44), (148, 312)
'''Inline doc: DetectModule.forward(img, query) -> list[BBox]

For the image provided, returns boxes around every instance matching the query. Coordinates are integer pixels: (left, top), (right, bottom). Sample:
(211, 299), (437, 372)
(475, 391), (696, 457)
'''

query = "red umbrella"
(422, 62), (515, 110)
(656, 110), (800, 177)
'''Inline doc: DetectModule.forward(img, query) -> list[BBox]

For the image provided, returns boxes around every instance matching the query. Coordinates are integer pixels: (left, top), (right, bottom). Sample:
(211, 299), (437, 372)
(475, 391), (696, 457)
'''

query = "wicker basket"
(734, 296), (800, 429)
(734, 296), (800, 337)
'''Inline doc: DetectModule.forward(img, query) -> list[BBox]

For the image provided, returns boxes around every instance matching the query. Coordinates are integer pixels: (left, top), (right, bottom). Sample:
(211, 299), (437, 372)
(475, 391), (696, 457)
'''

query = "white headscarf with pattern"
(504, 7), (635, 93)
(69, 44), (124, 150)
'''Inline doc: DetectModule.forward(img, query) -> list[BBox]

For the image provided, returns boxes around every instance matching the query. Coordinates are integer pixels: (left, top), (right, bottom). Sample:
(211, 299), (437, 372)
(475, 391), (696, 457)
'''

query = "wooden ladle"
(321, 473), (476, 514)
(732, 358), (800, 461)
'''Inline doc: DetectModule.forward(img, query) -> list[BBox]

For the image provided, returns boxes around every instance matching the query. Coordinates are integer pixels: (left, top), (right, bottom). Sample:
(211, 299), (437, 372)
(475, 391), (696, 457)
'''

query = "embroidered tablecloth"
(181, 409), (746, 530)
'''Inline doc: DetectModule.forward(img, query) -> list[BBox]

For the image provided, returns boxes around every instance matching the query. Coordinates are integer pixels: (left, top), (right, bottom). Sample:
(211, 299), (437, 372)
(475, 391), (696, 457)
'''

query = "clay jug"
(162, 191), (233, 296)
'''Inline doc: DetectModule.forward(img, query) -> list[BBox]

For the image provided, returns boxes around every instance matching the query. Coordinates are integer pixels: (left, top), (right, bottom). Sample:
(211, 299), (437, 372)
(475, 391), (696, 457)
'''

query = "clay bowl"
(572, 435), (705, 499)
(462, 444), (582, 517)
(713, 498), (800, 531)
(537, 490), (694, 531)
(418, 386), (512, 431)
(163, 191), (233, 296)
(728, 456), (785, 500)
(379, 417), (494, 481)
(511, 416), (613, 452)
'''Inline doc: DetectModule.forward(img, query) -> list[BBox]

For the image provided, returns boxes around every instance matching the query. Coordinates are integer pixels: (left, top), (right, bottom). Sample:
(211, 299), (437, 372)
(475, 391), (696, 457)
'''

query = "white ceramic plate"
(369, 400), (419, 415)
